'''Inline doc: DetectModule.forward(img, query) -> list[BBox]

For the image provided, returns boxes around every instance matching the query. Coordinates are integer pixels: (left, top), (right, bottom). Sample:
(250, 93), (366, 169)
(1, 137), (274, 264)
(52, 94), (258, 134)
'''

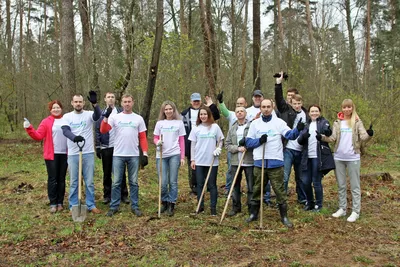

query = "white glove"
(213, 147), (222, 156)
(23, 118), (30, 128)
(156, 139), (163, 147)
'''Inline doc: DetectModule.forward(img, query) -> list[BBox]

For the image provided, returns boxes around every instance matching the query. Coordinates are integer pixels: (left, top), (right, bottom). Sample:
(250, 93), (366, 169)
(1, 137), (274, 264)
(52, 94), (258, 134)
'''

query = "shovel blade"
(71, 204), (87, 222)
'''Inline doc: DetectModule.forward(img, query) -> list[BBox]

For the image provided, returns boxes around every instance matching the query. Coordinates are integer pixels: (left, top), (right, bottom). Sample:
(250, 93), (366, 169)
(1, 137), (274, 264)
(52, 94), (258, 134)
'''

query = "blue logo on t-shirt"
(118, 121), (137, 128)
(70, 121), (86, 129)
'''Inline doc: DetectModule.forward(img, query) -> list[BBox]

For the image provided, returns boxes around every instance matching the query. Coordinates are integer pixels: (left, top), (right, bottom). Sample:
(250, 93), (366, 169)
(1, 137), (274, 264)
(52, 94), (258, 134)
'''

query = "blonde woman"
(322, 99), (373, 222)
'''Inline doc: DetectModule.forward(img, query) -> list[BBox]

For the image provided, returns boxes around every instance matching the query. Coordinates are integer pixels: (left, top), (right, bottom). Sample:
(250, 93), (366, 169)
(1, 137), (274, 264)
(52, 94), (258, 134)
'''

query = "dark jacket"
(297, 117), (335, 175)
(181, 104), (220, 157)
(95, 106), (123, 148)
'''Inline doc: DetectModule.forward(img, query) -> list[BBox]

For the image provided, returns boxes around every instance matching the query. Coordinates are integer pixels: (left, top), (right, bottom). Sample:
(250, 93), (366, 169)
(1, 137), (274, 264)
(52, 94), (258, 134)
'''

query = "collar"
(261, 114), (272, 122)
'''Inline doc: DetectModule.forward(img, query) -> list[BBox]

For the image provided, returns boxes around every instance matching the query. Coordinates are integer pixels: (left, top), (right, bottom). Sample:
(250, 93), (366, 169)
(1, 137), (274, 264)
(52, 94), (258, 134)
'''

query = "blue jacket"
(297, 116), (335, 175)
(95, 106), (123, 148)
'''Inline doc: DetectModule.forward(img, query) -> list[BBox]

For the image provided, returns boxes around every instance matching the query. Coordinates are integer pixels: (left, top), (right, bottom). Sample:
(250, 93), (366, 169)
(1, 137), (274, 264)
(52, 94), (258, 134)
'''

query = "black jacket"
(297, 117), (335, 175)
(95, 106), (123, 148)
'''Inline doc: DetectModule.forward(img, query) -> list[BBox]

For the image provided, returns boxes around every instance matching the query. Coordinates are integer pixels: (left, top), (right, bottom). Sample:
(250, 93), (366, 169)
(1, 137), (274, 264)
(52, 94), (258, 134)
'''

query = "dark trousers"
(301, 158), (323, 208)
(186, 156), (197, 193)
(101, 147), (128, 199)
(196, 166), (218, 209)
(230, 165), (253, 211)
(45, 154), (68, 206)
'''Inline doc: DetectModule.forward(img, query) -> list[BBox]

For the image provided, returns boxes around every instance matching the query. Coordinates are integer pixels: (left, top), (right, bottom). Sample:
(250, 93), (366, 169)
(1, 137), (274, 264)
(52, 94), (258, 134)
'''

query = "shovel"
(72, 140), (87, 222)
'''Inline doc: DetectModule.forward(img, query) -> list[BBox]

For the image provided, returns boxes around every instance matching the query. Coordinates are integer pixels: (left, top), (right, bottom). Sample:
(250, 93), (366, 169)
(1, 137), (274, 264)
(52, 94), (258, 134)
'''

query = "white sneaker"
(347, 212), (359, 222)
(332, 208), (346, 218)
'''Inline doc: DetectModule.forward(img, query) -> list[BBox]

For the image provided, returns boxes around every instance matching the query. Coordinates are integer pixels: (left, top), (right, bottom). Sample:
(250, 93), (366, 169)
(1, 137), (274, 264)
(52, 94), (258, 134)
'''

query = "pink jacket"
(25, 116), (57, 160)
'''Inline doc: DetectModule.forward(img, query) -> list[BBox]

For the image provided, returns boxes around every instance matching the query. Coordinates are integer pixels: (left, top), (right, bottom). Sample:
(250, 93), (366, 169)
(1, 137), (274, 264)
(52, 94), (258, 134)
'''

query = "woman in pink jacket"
(24, 100), (68, 213)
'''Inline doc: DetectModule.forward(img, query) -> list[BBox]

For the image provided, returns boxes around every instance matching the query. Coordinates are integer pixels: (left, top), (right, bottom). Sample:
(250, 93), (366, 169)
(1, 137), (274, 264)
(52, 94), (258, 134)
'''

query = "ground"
(0, 138), (399, 266)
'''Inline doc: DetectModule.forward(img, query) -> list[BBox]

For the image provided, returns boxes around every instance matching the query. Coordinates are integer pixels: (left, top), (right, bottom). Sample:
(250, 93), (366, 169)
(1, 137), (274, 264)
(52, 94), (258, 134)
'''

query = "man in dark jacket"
(181, 93), (220, 194)
(95, 92), (129, 204)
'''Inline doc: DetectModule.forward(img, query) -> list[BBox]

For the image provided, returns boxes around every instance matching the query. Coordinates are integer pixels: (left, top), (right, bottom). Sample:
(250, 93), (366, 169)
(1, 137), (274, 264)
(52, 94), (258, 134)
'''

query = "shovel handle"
(77, 139), (86, 151)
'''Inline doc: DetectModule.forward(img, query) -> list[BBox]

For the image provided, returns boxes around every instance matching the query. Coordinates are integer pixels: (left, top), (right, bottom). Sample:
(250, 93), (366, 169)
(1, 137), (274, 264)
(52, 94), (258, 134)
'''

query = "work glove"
(301, 132), (311, 140)
(296, 118), (305, 131)
(141, 155), (148, 167)
(366, 124), (374, 137)
(323, 125), (332, 137)
(73, 136), (85, 143)
(217, 91), (224, 103)
(156, 139), (163, 147)
(315, 131), (322, 141)
(259, 134), (268, 144)
(213, 147), (222, 156)
(104, 106), (113, 118)
(96, 147), (102, 159)
(23, 118), (30, 128)
(238, 137), (246, 147)
(87, 90), (98, 105)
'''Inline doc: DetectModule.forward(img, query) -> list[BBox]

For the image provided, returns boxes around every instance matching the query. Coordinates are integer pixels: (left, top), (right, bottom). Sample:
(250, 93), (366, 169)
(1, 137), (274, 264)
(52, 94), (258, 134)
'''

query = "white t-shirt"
(190, 109), (199, 129)
(247, 116), (291, 161)
(108, 107), (119, 148)
(107, 112), (147, 157)
(52, 118), (67, 154)
(188, 123), (224, 166)
(246, 106), (260, 121)
(286, 110), (306, 151)
(153, 119), (186, 158)
(63, 111), (95, 155)
(236, 124), (252, 167)
(334, 120), (360, 161)
(307, 121), (317, 158)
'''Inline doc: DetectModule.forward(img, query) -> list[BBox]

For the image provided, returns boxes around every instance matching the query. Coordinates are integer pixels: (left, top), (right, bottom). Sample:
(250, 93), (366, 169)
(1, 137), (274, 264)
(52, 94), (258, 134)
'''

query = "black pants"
(186, 156), (197, 193)
(230, 165), (254, 211)
(101, 147), (128, 199)
(45, 154), (68, 206)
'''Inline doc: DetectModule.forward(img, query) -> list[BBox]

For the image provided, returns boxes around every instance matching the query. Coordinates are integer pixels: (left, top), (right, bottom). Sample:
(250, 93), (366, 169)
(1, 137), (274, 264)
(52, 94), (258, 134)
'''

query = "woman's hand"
(190, 160), (196, 170)
(180, 158), (185, 167)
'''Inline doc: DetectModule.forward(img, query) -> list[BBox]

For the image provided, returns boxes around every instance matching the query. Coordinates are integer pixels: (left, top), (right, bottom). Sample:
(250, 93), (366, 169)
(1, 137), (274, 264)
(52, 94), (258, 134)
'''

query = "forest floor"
(0, 138), (399, 266)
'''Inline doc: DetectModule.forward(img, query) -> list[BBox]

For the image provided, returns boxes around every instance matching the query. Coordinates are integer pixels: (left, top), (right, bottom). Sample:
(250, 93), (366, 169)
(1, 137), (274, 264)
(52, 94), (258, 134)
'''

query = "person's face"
(309, 106), (321, 121)
(286, 92), (295, 102)
(104, 93), (116, 107)
(236, 97), (247, 107)
(51, 103), (62, 116)
(342, 105), (353, 117)
(252, 95), (263, 106)
(291, 99), (303, 112)
(122, 97), (134, 112)
(260, 99), (274, 116)
(191, 100), (201, 109)
(235, 107), (246, 120)
(71, 96), (84, 112)
(199, 109), (208, 123)
(164, 104), (174, 120)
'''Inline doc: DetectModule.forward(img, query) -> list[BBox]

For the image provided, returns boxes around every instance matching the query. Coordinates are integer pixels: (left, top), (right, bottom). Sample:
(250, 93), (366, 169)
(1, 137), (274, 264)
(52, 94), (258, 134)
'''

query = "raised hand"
(216, 91), (224, 103)
(87, 90), (98, 105)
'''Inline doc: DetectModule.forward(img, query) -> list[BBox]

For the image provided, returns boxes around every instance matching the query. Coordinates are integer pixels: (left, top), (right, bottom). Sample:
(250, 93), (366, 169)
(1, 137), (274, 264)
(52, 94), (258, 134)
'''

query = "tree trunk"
(364, 0), (371, 90)
(344, 0), (357, 92)
(54, 0), (60, 76)
(140, 0), (164, 128)
(105, 0), (111, 84)
(239, 0), (249, 95)
(61, 0), (77, 97)
(253, 0), (261, 91)
(305, 0), (315, 60)
(167, 0), (179, 35)
(179, 0), (190, 104)
(206, 0), (218, 97)
(6, 0), (12, 71)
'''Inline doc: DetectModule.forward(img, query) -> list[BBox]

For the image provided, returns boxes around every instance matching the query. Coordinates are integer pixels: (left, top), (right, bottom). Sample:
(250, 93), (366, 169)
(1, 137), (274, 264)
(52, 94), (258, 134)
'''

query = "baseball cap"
(253, 90), (263, 97)
(190, 93), (201, 101)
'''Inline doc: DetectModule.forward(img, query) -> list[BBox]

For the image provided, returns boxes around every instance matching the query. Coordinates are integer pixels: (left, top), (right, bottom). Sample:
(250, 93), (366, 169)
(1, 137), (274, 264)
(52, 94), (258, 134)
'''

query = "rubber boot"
(160, 201), (168, 213)
(279, 203), (293, 228)
(303, 201), (315, 211)
(167, 203), (175, 217)
(246, 203), (259, 223)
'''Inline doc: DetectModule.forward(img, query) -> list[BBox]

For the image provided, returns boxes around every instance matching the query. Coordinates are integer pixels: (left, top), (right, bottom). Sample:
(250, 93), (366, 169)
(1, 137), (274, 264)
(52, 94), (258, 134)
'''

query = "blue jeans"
(225, 152), (232, 191)
(111, 156), (140, 210)
(157, 154), (180, 203)
(68, 153), (96, 210)
(301, 158), (323, 208)
(196, 166), (218, 209)
(284, 148), (306, 203)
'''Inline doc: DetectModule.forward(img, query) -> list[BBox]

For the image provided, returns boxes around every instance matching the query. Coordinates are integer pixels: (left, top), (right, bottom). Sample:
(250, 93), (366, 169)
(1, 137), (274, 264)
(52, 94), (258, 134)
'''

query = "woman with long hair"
(153, 100), (186, 216)
(297, 105), (335, 212)
(322, 99), (373, 222)
(188, 105), (224, 216)
(24, 100), (68, 213)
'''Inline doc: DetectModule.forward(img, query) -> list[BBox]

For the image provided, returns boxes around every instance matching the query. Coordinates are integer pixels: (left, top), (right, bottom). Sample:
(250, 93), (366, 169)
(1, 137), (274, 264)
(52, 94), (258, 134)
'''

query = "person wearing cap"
(182, 93), (220, 195)
(246, 90), (264, 121)
(274, 71), (309, 206)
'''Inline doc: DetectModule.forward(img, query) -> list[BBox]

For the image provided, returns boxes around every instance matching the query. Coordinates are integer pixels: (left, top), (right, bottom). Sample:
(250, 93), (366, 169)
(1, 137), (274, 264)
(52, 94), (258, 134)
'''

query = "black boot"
(160, 201), (168, 213)
(279, 203), (293, 228)
(167, 203), (175, 216)
(246, 203), (259, 223)
(303, 201), (315, 211)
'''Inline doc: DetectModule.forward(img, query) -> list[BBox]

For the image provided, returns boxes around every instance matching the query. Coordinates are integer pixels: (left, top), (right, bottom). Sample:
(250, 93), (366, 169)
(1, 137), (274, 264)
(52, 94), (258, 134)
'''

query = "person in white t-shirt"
(246, 90), (263, 121)
(62, 91), (102, 214)
(322, 99), (373, 223)
(100, 94), (149, 217)
(245, 99), (305, 227)
(189, 106), (224, 216)
(153, 101), (186, 216)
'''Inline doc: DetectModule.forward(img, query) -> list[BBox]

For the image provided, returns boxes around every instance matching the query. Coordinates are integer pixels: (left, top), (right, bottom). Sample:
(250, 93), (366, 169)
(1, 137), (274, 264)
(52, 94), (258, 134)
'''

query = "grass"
(0, 138), (399, 266)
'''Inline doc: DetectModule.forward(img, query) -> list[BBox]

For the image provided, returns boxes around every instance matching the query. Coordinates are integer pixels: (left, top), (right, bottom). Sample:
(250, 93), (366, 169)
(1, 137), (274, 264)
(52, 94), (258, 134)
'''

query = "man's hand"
(238, 137), (246, 147)
(23, 118), (30, 128)
(87, 90), (98, 105)
(204, 96), (213, 106)
(73, 136), (85, 143)
(96, 147), (102, 159)
(238, 147), (246, 153)
(104, 106), (113, 118)
(217, 91), (224, 103)
(301, 132), (311, 140)
(141, 155), (148, 167)
(213, 147), (222, 156)
(366, 124), (374, 137)
(275, 71), (284, 84)
(190, 160), (196, 170)
(259, 134), (268, 144)
(296, 118), (305, 131)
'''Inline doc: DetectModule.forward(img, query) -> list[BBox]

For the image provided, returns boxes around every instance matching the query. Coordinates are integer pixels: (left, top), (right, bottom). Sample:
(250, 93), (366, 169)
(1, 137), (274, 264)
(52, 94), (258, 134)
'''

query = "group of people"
(25, 72), (374, 226)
